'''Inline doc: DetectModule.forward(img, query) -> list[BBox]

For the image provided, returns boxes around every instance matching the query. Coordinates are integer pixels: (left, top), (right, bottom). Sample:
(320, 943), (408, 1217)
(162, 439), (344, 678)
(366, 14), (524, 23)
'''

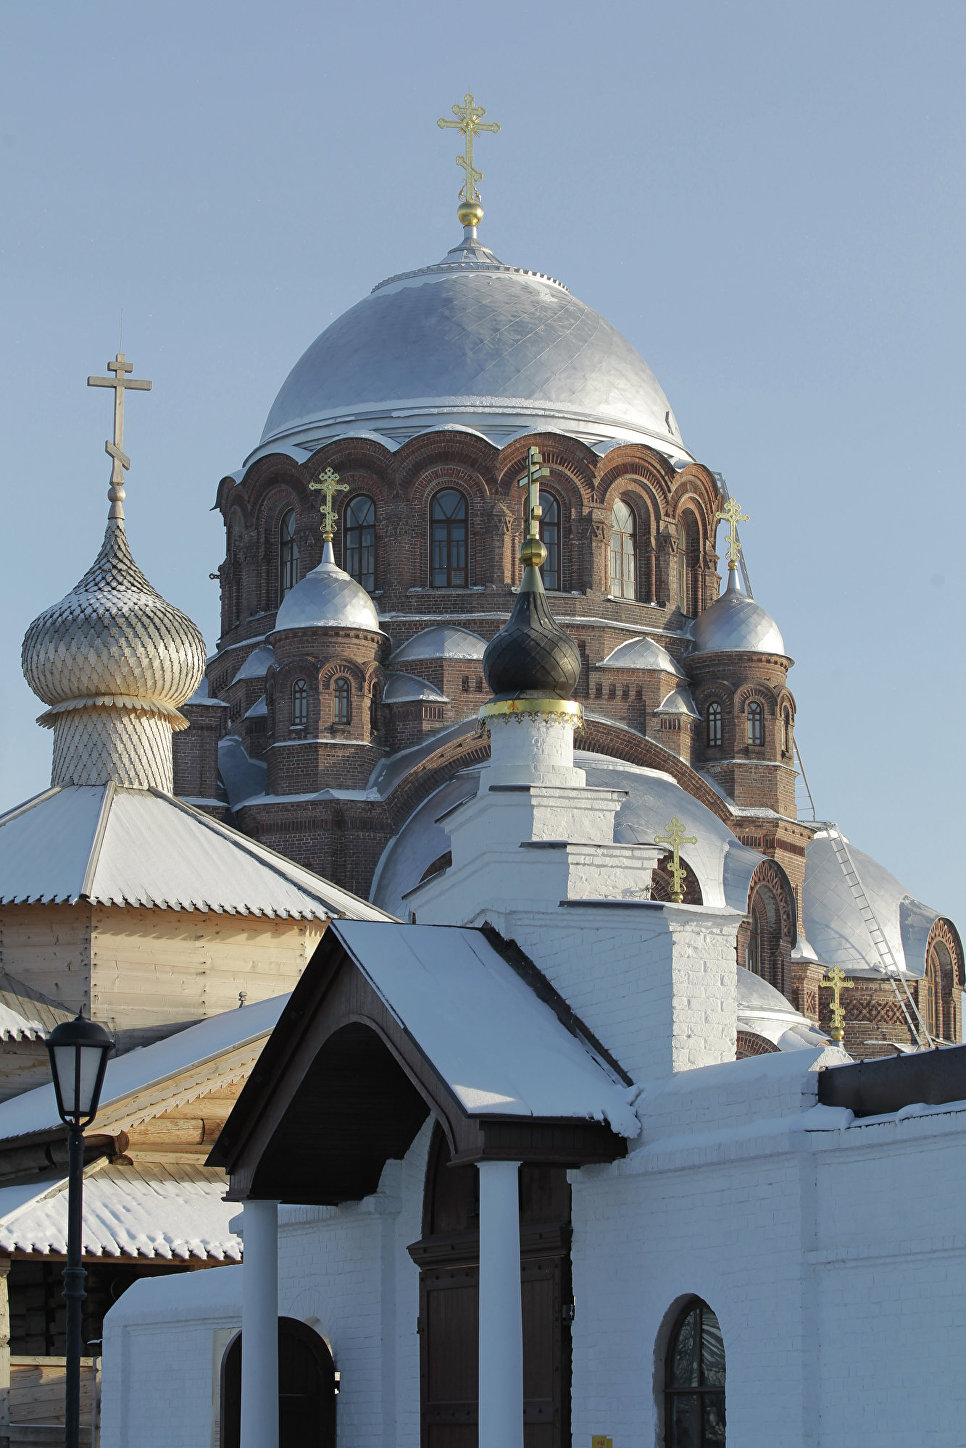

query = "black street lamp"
(45, 1014), (113, 1448)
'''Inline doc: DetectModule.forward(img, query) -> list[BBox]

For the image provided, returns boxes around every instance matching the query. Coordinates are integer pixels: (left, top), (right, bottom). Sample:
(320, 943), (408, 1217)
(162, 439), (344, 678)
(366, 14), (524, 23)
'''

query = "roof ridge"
(79, 781), (115, 901)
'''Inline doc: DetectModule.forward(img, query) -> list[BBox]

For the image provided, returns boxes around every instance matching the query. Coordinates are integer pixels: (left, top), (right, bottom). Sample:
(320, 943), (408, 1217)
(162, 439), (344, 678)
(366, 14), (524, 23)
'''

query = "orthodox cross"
(516, 445), (550, 540)
(437, 93), (500, 209)
(309, 466), (348, 540)
(820, 965), (854, 1045)
(715, 497), (749, 570)
(87, 353), (152, 503)
(655, 816), (698, 903)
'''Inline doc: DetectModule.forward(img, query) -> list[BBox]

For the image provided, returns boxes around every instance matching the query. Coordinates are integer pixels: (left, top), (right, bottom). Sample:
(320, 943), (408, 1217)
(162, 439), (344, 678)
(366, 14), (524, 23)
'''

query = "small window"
(746, 905), (761, 976)
(431, 489), (468, 587)
(292, 678), (307, 727)
(678, 512), (701, 616)
(609, 498), (636, 600)
(706, 701), (722, 748)
(665, 1298), (725, 1447)
(782, 706), (791, 755)
(333, 677), (351, 726)
(278, 509), (299, 600)
(540, 490), (560, 590)
(344, 494), (376, 590)
(747, 700), (764, 747)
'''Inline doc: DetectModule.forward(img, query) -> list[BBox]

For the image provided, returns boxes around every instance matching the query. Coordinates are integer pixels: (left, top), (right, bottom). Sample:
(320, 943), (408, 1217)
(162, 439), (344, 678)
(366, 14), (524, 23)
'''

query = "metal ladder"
(824, 823), (929, 1048)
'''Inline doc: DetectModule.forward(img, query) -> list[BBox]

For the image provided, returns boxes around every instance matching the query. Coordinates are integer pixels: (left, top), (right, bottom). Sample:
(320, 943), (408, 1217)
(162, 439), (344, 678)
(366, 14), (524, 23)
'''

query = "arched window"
(430, 489), (468, 587)
(746, 904), (761, 977)
(746, 883), (785, 991)
(333, 677), (351, 726)
(344, 494), (376, 590)
(665, 1298), (725, 1447)
(782, 706), (791, 755)
(747, 700), (764, 747)
(706, 701), (722, 749)
(609, 498), (636, 600)
(292, 679), (307, 727)
(924, 940), (951, 1041)
(278, 509), (299, 600)
(678, 512), (701, 616)
(539, 490), (560, 590)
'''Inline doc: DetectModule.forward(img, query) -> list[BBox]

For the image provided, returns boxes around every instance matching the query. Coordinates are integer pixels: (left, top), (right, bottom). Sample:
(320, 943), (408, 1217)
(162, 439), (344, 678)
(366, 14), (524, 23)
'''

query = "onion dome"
(691, 567), (786, 656)
(482, 564), (581, 701)
(22, 517), (206, 792)
(273, 541), (381, 634)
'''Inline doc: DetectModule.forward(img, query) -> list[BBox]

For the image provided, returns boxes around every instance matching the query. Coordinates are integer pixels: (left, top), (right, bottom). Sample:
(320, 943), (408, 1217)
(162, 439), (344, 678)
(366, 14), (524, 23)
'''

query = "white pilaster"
(477, 1159), (524, 1448)
(241, 1198), (278, 1448)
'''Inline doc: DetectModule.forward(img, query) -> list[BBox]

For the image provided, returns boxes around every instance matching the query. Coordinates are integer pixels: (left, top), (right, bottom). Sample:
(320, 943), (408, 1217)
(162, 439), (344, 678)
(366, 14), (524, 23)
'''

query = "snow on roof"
(0, 783), (386, 921)
(232, 644), (275, 683)
(0, 1162), (241, 1260)
(332, 920), (639, 1137)
(0, 1003), (45, 1041)
(0, 992), (289, 1142)
(388, 625), (487, 663)
(383, 671), (448, 704)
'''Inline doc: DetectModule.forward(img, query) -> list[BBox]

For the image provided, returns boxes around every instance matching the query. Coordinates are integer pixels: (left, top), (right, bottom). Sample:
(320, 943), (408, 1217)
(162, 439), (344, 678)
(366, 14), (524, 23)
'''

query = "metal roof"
(273, 541), (381, 633)
(597, 637), (685, 675)
(383, 671), (448, 704)
(691, 568), (786, 656)
(232, 644), (275, 683)
(0, 1162), (241, 1260)
(655, 686), (700, 718)
(388, 625), (487, 663)
(252, 231), (691, 462)
(0, 783), (386, 920)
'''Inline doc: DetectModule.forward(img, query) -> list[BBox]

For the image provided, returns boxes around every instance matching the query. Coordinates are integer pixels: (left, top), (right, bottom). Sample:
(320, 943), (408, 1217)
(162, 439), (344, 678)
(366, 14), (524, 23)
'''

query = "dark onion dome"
(483, 564), (581, 701)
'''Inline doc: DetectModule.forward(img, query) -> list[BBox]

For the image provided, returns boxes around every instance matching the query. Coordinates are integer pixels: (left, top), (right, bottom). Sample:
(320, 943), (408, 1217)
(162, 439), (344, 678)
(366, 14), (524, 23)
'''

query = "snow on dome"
(232, 644), (275, 683)
(383, 672), (449, 705)
(273, 541), (381, 634)
(389, 625), (487, 664)
(598, 637), (685, 676)
(251, 233), (692, 463)
(691, 568), (786, 657)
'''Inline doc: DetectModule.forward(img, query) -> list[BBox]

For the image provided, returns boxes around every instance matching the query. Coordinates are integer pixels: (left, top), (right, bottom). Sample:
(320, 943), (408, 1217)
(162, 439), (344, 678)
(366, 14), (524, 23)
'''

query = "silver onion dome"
(273, 541), (381, 634)
(691, 568), (786, 656)
(252, 233), (691, 462)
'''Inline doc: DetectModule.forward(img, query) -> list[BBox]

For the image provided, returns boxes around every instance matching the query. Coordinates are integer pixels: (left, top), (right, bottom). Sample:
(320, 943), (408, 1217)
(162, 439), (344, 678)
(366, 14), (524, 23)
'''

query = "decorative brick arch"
(319, 658), (367, 690)
(739, 859), (797, 997)
(734, 683), (778, 717)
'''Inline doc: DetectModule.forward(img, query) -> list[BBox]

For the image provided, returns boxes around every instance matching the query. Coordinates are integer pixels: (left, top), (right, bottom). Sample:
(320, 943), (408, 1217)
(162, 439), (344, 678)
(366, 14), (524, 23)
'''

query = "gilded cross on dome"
(821, 964), (854, 1045)
(516, 445), (550, 570)
(87, 353), (152, 519)
(715, 497), (749, 570)
(309, 466), (348, 541)
(655, 816), (698, 904)
(437, 92), (500, 227)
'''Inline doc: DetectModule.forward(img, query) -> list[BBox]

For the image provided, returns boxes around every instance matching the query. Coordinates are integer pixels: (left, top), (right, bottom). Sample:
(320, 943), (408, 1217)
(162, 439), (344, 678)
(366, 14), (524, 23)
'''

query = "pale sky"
(2, 0), (964, 927)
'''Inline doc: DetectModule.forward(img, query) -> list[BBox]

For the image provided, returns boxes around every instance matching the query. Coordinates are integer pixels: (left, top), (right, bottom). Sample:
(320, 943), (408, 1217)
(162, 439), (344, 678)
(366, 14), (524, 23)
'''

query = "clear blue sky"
(2, 1), (964, 928)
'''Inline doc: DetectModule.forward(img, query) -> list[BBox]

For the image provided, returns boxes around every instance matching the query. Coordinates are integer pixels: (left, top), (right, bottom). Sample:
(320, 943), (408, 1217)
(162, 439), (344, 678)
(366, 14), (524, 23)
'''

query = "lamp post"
(45, 1014), (113, 1448)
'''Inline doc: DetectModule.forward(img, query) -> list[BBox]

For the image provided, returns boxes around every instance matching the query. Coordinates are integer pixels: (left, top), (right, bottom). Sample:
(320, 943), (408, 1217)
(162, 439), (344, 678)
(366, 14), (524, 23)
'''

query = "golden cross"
(438, 93), (500, 219)
(654, 816), (698, 903)
(820, 965), (854, 1045)
(309, 466), (348, 540)
(87, 352), (152, 487)
(715, 497), (749, 570)
(516, 446), (550, 540)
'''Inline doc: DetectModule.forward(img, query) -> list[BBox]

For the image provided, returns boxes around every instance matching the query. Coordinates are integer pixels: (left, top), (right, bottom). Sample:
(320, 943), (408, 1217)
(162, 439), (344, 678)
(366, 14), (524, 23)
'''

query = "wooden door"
(221, 1317), (336, 1447)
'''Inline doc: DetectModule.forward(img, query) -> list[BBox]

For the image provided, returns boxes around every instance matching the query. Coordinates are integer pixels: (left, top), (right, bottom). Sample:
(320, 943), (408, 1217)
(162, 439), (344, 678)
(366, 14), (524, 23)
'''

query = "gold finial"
(715, 497), (749, 571)
(820, 965), (854, 1045)
(654, 816), (698, 903)
(437, 92), (500, 228)
(87, 352), (152, 519)
(515, 445), (550, 569)
(309, 466), (349, 541)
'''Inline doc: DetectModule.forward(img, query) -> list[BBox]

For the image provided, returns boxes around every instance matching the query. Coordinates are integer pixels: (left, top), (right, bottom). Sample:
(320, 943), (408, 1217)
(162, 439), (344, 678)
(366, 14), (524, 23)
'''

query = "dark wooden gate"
(220, 1317), (337, 1447)
(409, 1128), (572, 1448)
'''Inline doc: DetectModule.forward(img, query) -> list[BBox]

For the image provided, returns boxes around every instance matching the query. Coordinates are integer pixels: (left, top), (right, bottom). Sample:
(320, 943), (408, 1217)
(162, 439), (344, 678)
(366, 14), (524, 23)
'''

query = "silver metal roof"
(232, 644), (275, 683)
(691, 568), (786, 656)
(597, 637), (685, 675)
(252, 233), (692, 462)
(383, 671), (448, 705)
(655, 686), (700, 718)
(389, 625), (487, 663)
(273, 541), (381, 634)
(737, 966), (829, 1052)
(0, 783), (385, 920)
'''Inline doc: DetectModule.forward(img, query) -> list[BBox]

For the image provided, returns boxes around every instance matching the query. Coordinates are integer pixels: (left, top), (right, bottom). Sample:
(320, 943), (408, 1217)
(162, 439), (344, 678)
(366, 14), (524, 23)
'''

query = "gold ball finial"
(457, 199), (484, 228)
(520, 535), (547, 569)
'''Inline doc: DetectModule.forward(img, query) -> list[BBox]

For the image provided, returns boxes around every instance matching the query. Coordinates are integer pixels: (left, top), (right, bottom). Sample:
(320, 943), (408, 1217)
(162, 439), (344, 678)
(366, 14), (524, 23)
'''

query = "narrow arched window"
(679, 512), (701, 616)
(782, 707), (791, 755)
(665, 1298), (725, 1447)
(333, 677), (351, 726)
(430, 489), (468, 587)
(344, 494), (376, 590)
(278, 509), (299, 600)
(746, 904), (761, 976)
(609, 499), (636, 599)
(924, 941), (950, 1041)
(706, 701), (722, 748)
(291, 678), (307, 727)
(539, 490), (560, 590)
(747, 700), (764, 747)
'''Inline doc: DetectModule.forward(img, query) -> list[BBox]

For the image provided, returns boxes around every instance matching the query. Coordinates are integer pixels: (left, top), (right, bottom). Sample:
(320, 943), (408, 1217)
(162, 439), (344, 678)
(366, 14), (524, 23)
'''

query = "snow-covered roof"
(218, 735), (267, 807)
(597, 637), (685, 676)
(232, 644), (275, 684)
(655, 686), (700, 718)
(383, 671), (448, 704)
(0, 783), (385, 921)
(243, 695), (268, 720)
(0, 992), (290, 1143)
(388, 625), (487, 663)
(737, 966), (829, 1052)
(0, 1162), (241, 1261)
(185, 677), (228, 707)
(332, 920), (639, 1136)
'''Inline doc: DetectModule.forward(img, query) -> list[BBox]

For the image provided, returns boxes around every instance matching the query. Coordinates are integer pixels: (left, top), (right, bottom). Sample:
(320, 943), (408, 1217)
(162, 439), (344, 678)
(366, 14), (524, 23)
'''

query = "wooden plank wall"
(9, 1356), (99, 1446)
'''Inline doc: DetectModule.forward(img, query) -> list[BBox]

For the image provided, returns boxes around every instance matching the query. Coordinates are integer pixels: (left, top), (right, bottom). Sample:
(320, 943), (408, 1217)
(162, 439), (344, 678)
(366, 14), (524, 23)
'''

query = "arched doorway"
(409, 1126), (572, 1447)
(220, 1317), (337, 1447)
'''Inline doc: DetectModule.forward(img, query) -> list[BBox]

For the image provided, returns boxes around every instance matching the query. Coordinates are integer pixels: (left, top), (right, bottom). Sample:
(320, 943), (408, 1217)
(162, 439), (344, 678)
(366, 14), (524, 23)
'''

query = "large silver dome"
(254, 233), (691, 461)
